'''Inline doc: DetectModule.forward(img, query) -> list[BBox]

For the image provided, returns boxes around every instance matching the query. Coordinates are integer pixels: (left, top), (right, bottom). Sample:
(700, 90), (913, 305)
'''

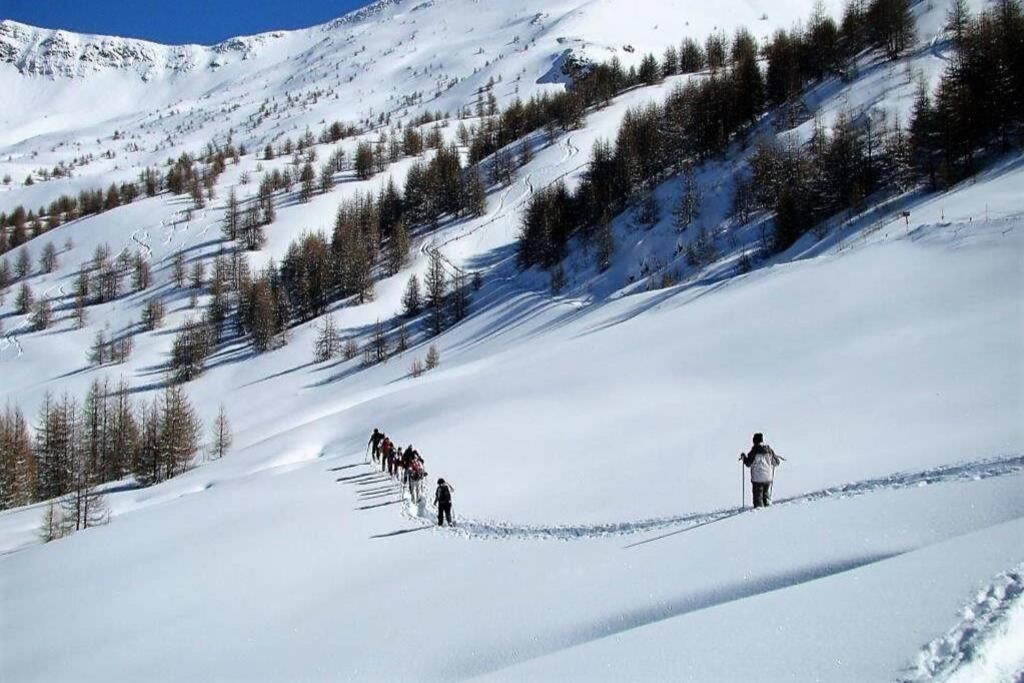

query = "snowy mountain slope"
(1, 0), (1023, 680)
(0, 0), (833, 184)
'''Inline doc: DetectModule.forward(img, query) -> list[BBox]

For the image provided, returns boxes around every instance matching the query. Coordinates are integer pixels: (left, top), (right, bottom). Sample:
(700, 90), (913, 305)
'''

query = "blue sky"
(2, 1), (376, 44)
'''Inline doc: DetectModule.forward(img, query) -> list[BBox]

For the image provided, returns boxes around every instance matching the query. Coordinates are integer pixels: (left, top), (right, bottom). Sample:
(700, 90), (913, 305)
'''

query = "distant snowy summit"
(0, 19), (281, 78)
(0, 0), (403, 79)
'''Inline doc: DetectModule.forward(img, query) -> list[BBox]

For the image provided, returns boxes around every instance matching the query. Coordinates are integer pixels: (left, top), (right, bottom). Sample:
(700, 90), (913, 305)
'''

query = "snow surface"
(2, 0), (1023, 680)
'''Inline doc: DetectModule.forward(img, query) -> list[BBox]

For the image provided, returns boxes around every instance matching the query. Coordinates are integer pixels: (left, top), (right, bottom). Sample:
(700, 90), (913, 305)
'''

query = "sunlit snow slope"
(1, 0), (1023, 681)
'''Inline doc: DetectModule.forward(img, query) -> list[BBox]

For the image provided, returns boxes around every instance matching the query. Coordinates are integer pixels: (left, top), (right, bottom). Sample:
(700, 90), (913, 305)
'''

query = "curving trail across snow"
(130, 229), (153, 262)
(385, 455), (1024, 543)
(0, 332), (25, 359)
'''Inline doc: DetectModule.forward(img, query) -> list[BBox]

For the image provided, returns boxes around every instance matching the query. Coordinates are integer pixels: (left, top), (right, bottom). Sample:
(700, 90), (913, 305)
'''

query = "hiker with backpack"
(740, 433), (783, 508)
(434, 478), (455, 526)
(400, 446), (418, 483)
(407, 453), (426, 503)
(381, 437), (395, 475)
(368, 429), (384, 464)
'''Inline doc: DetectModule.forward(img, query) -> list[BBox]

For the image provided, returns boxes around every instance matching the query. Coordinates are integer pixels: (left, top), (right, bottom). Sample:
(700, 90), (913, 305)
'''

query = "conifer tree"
(159, 384), (201, 481)
(134, 398), (162, 486)
(1, 403), (36, 509)
(672, 167), (702, 231)
(0, 258), (10, 297)
(170, 318), (214, 382)
(88, 329), (108, 366)
(402, 274), (422, 316)
(172, 252), (187, 288)
(598, 219), (610, 272)
(314, 313), (342, 362)
(15, 249), (31, 279)
(425, 250), (447, 335)
(320, 163), (335, 194)
(449, 271), (470, 323)
(223, 188), (241, 241)
(30, 296), (52, 330)
(867, 0), (917, 59)
(370, 319), (389, 364)
(425, 344), (440, 370)
(15, 282), (34, 315)
(461, 167), (488, 217)
(38, 500), (67, 542)
(210, 404), (232, 460)
(106, 378), (138, 480)
(395, 323), (410, 353)
(142, 297), (166, 331)
(299, 162), (316, 202)
(132, 252), (151, 291)
(39, 242), (58, 273)
(354, 142), (376, 180)
(386, 221), (410, 276)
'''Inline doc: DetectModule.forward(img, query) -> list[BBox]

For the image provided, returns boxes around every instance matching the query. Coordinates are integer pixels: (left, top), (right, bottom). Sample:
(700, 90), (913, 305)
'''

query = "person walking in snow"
(400, 445), (418, 483)
(382, 438), (395, 475)
(369, 429), (384, 463)
(434, 478), (454, 526)
(407, 454), (426, 503)
(740, 433), (782, 508)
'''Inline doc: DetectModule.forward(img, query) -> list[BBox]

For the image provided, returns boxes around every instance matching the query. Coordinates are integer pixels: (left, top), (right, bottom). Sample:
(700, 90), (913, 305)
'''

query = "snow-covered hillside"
(2, 0), (1023, 680)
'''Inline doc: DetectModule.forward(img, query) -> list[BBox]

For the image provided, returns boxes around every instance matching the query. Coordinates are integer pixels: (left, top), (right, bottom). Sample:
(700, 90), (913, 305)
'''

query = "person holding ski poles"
(740, 433), (783, 508)
(368, 429), (384, 464)
(434, 478), (455, 526)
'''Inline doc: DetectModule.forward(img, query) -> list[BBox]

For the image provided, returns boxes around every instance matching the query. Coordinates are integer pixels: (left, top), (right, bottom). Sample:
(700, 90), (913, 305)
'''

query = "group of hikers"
(365, 429), (782, 527)
(368, 428), (455, 526)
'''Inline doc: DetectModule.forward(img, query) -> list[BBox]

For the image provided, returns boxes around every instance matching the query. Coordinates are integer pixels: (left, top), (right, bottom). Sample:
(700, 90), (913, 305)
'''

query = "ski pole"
(739, 454), (745, 508)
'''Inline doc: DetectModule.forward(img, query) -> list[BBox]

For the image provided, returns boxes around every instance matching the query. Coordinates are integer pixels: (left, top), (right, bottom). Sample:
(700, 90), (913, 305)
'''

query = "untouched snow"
(1, 0), (1023, 680)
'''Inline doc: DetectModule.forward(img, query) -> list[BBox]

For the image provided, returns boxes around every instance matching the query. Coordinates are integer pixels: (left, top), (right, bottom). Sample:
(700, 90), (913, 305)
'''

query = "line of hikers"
(368, 429), (782, 527)
(368, 428), (454, 526)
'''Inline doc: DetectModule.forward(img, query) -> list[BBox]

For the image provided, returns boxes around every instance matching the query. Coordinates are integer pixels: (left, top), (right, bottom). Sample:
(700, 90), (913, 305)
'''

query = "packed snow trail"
(384, 455), (1024, 542)
(904, 564), (1024, 682)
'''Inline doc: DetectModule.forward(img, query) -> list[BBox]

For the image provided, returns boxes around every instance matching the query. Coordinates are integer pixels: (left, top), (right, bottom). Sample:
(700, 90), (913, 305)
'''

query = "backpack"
(437, 483), (452, 504)
(750, 445), (779, 483)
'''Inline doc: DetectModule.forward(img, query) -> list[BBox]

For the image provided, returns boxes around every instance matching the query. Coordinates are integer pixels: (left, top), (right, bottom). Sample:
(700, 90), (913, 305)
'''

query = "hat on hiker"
(753, 433), (764, 444)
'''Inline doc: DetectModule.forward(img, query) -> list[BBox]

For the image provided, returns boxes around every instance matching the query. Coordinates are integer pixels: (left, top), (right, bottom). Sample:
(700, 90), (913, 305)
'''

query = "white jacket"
(748, 446), (780, 483)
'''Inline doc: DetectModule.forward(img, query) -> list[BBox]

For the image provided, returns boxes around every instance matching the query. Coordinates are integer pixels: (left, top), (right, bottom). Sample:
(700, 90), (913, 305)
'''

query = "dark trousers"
(752, 482), (772, 508)
(437, 502), (452, 526)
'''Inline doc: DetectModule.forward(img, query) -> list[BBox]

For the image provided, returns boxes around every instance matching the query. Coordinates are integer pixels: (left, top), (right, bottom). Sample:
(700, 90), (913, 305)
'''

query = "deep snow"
(1, 0), (1023, 680)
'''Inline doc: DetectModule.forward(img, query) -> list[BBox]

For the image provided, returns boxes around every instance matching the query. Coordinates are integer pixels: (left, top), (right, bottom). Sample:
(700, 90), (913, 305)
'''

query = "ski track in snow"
(419, 132), (587, 278)
(130, 229), (153, 262)
(0, 332), (25, 359)
(383, 455), (1024, 543)
(903, 564), (1024, 683)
